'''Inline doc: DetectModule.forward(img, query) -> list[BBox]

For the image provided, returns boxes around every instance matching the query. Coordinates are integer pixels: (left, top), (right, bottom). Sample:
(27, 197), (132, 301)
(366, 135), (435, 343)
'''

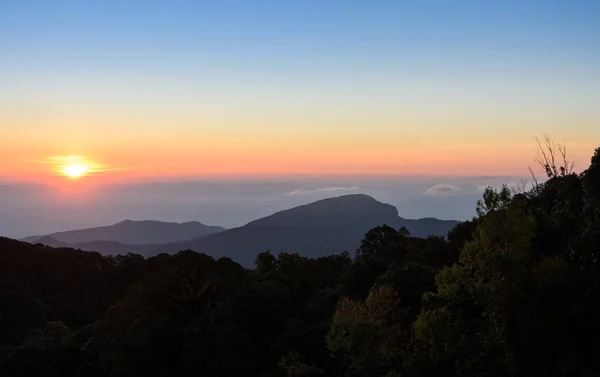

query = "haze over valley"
(1, 175), (526, 239)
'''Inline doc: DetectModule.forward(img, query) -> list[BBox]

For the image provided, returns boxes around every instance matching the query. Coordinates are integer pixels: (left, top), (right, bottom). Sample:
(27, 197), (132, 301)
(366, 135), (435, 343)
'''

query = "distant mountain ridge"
(23, 220), (225, 245)
(22, 195), (458, 265)
(154, 194), (459, 266)
(31, 235), (163, 256)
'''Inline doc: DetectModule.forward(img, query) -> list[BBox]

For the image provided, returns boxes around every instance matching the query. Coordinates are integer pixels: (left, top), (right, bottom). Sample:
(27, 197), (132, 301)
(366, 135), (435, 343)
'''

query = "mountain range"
(23, 194), (459, 267)
(22, 219), (225, 244)
(27, 236), (163, 256)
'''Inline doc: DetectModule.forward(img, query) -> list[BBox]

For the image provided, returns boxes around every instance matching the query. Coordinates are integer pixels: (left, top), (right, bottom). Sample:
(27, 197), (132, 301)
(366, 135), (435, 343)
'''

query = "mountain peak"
(154, 194), (458, 267)
(246, 194), (398, 227)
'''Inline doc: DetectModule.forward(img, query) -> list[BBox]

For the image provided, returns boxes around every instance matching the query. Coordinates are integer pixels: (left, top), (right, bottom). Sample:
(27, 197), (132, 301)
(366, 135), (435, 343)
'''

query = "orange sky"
(1, 97), (598, 183)
(2, 134), (597, 184)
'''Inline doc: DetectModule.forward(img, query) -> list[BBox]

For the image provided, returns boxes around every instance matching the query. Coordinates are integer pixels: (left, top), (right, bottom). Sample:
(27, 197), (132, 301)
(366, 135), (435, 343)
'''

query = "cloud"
(286, 186), (361, 196)
(425, 184), (460, 195)
(285, 189), (313, 196)
(317, 186), (360, 192)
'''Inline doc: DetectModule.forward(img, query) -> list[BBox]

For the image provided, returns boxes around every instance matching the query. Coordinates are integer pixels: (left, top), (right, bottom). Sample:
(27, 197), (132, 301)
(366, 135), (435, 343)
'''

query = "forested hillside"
(0, 145), (598, 377)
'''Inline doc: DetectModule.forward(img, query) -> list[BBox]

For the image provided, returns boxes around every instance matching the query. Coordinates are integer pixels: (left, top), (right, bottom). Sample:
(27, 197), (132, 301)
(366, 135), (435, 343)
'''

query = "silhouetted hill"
(32, 235), (161, 256)
(398, 217), (461, 239)
(155, 194), (458, 266)
(246, 194), (399, 227)
(32, 235), (74, 249)
(22, 220), (225, 245)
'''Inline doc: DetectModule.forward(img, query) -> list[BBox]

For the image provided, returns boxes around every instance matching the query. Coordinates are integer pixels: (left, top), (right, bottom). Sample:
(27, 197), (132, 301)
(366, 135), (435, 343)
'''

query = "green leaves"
(327, 285), (403, 377)
(476, 185), (513, 217)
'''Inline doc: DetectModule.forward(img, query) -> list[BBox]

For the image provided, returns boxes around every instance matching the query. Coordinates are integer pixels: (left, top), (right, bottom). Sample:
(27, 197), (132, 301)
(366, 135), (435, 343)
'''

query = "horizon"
(1, 174), (540, 239)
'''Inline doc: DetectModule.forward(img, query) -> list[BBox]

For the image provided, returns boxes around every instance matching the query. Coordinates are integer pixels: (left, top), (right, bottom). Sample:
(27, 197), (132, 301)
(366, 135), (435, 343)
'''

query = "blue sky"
(3, 0), (598, 78)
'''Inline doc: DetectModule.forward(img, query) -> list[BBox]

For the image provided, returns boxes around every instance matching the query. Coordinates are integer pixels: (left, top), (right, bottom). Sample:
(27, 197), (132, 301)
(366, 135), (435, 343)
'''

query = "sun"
(62, 163), (89, 179)
(45, 155), (108, 180)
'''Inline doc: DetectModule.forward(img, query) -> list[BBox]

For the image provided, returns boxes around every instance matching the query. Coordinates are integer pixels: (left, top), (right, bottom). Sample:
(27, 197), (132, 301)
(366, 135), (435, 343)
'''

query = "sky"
(1, 0), (599, 182)
(0, 1), (599, 237)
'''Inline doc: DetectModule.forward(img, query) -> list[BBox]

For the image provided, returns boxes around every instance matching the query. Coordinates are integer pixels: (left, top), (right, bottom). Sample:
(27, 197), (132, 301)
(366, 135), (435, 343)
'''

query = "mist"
(0, 175), (529, 239)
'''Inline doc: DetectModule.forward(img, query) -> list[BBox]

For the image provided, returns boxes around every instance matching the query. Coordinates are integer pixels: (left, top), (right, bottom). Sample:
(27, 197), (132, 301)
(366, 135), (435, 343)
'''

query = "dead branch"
(534, 134), (574, 178)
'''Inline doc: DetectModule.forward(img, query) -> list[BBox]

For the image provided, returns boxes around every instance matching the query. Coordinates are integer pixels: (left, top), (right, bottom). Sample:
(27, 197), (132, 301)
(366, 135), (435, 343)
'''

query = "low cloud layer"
(425, 184), (460, 195)
(286, 186), (361, 196)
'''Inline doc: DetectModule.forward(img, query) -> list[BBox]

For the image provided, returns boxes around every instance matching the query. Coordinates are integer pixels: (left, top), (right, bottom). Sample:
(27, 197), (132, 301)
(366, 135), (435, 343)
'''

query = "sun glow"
(62, 163), (89, 178)
(42, 155), (108, 180)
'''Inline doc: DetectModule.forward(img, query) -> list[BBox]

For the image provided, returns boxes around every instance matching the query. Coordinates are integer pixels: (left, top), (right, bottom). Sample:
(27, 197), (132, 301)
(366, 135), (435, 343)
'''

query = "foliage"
(327, 285), (404, 376)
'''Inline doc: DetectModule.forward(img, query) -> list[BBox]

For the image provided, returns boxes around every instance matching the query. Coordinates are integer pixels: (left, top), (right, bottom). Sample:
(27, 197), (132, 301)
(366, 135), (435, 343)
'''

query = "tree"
(94, 251), (223, 377)
(476, 185), (512, 217)
(256, 251), (278, 274)
(327, 285), (404, 377)
(356, 225), (408, 262)
(412, 197), (537, 376)
(279, 352), (324, 377)
(0, 321), (82, 377)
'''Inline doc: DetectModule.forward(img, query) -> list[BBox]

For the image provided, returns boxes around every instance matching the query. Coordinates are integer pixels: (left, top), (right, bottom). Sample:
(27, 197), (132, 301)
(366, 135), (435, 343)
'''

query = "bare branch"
(518, 179), (529, 194)
(545, 135), (558, 177)
(558, 142), (576, 175)
(528, 166), (540, 189)
(533, 134), (575, 178)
